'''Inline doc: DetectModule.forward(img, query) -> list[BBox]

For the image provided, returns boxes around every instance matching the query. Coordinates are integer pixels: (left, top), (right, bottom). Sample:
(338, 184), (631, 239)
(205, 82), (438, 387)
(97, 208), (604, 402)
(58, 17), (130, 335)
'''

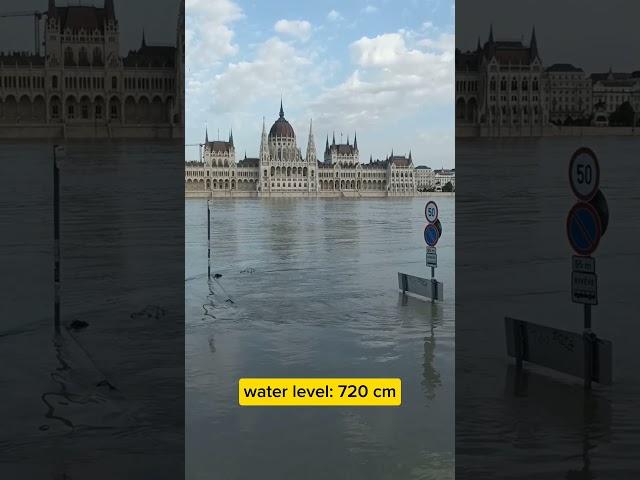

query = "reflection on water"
(457, 137), (640, 478)
(186, 197), (455, 480)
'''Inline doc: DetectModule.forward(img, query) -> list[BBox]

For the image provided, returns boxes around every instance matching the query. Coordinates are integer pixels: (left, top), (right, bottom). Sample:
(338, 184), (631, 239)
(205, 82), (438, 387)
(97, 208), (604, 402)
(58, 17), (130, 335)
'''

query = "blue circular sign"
(566, 202), (601, 255)
(424, 223), (440, 247)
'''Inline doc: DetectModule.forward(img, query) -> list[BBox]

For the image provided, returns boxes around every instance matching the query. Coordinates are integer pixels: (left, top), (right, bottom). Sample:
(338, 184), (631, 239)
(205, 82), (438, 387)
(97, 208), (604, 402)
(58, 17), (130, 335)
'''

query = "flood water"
(456, 137), (640, 478)
(186, 197), (455, 479)
(0, 141), (184, 478)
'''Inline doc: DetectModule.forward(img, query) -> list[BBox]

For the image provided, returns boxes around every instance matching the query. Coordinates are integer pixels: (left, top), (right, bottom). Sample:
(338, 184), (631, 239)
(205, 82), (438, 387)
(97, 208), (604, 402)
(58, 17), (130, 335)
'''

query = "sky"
(457, 0), (640, 73)
(185, 0), (454, 167)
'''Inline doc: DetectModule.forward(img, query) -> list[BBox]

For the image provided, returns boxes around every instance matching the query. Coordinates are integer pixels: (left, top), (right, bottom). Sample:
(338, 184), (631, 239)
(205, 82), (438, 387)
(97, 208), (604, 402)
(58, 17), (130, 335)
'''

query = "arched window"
(93, 47), (103, 66)
(112, 76), (118, 89)
(64, 47), (74, 66)
(78, 47), (89, 66)
(500, 77), (507, 91)
(511, 77), (518, 90)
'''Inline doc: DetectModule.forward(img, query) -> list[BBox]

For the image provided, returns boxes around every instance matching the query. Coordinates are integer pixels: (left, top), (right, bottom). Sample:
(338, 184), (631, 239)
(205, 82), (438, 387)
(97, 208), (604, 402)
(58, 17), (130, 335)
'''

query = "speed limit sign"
(425, 201), (439, 223)
(569, 147), (600, 201)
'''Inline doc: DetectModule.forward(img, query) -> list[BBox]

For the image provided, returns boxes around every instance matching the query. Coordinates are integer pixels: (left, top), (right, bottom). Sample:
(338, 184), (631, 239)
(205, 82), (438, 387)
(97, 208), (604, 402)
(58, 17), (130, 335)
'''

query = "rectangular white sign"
(572, 255), (595, 274)
(426, 247), (437, 267)
(398, 272), (443, 301)
(572, 271), (597, 305)
(505, 317), (612, 385)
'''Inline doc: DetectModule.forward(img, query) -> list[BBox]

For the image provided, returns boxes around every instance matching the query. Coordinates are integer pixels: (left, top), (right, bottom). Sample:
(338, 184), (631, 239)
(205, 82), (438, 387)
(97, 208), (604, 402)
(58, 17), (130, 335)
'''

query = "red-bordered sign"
(425, 201), (439, 223)
(566, 201), (602, 256)
(569, 147), (600, 201)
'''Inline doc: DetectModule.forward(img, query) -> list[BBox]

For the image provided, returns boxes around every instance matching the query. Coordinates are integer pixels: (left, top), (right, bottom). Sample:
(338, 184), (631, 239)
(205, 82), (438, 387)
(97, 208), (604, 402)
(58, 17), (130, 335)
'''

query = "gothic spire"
(332, 131), (336, 146)
(325, 134), (329, 153)
(205, 126), (209, 143)
(279, 98), (284, 118)
(346, 134), (350, 146)
(104, 0), (115, 19)
(229, 128), (233, 145)
(476, 36), (481, 51)
(260, 117), (269, 158)
(306, 118), (316, 162)
(530, 26), (538, 59)
(141, 29), (146, 48)
(353, 132), (358, 150)
(488, 24), (494, 43)
(409, 149), (412, 160)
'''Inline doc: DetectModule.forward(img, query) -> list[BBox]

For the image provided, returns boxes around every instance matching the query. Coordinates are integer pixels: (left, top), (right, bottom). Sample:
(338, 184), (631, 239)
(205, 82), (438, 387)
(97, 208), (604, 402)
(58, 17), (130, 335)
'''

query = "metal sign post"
(398, 201), (443, 301)
(566, 147), (609, 389)
(207, 196), (211, 280)
(53, 145), (62, 334)
(423, 202), (442, 302)
(505, 148), (612, 388)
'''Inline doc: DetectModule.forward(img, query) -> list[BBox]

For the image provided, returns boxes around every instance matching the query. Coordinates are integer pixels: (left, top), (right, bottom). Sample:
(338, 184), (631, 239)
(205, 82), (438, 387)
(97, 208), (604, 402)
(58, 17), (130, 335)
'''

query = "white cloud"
(422, 21), (434, 31)
(185, 0), (243, 66)
(327, 9), (343, 22)
(274, 19), (312, 41)
(205, 37), (320, 113)
(309, 30), (454, 130)
(417, 33), (455, 52)
(363, 5), (378, 14)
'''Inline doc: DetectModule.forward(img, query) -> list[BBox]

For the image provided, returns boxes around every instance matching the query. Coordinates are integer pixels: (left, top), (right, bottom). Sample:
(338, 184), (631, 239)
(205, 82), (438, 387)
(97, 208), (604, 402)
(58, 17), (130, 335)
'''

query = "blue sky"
(185, 0), (454, 167)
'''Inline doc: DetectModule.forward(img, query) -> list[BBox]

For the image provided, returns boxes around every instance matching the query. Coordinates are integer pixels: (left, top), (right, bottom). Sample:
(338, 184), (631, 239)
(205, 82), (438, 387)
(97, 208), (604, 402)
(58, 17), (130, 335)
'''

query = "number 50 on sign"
(569, 147), (600, 201)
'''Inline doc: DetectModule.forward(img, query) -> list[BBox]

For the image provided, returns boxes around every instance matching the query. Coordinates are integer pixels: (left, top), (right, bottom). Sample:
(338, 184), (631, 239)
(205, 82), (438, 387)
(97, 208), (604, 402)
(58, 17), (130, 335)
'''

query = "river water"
(0, 141), (184, 478)
(456, 137), (640, 478)
(185, 197), (455, 479)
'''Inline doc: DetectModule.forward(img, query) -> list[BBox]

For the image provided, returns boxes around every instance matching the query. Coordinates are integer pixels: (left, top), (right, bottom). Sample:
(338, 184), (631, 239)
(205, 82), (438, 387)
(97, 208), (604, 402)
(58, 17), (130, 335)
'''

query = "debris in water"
(69, 320), (89, 331)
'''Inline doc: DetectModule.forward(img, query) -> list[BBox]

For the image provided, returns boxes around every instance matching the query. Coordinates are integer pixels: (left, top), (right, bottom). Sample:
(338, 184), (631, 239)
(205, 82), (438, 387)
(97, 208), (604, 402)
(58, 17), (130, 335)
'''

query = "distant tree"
(442, 181), (454, 192)
(609, 101), (635, 126)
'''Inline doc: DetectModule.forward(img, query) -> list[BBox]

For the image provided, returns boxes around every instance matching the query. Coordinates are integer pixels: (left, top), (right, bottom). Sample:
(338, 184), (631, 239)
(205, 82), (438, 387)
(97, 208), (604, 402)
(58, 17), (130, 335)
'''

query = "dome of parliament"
(269, 101), (295, 139)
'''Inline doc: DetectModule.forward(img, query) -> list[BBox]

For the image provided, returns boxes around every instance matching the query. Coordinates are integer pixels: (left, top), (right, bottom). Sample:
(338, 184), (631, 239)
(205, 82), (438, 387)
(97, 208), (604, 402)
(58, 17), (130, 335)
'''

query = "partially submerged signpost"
(53, 145), (62, 334)
(207, 196), (211, 280)
(505, 147), (612, 388)
(398, 200), (443, 301)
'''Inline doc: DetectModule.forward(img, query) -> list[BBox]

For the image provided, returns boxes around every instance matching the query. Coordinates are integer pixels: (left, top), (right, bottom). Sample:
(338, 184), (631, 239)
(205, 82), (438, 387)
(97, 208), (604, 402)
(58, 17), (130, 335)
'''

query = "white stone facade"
(456, 25), (640, 135)
(456, 26), (547, 136)
(185, 103), (418, 197)
(434, 169), (455, 191)
(0, 0), (183, 138)
(415, 166), (435, 190)
(546, 64), (591, 124)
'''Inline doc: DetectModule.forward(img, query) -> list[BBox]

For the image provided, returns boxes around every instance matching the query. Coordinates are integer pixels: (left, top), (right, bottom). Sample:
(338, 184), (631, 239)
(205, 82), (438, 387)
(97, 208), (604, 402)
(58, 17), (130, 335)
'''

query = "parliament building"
(185, 102), (418, 197)
(0, 0), (184, 138)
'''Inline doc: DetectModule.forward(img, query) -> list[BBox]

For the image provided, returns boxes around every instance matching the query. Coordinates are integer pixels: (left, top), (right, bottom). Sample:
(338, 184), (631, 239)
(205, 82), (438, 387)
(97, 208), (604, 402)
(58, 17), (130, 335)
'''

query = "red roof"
(52, 6), (108, 32)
